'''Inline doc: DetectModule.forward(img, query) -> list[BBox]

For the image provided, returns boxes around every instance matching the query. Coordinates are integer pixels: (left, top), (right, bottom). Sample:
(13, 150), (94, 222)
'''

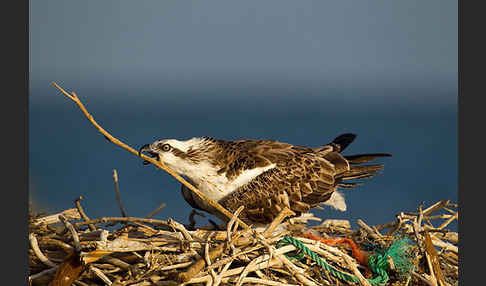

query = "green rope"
(277, 236), (360, 284)
(277, 235), (414, 286)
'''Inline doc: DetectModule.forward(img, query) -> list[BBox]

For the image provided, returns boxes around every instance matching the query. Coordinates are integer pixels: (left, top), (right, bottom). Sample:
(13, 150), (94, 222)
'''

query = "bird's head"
(139, 137), (216, 175)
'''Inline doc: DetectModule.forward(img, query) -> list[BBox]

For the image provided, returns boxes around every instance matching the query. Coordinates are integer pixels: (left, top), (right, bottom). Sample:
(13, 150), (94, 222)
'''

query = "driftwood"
(32, 208), (81, 226)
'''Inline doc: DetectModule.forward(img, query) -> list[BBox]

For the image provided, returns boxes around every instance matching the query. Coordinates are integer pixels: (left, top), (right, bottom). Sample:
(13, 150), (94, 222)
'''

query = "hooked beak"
(139, 144), (158, 165)
(139, 144), (152, 157)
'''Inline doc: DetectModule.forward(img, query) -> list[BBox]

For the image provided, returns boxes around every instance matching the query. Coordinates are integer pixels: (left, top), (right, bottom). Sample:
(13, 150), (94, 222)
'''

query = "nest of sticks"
(29, 198), (458, 286)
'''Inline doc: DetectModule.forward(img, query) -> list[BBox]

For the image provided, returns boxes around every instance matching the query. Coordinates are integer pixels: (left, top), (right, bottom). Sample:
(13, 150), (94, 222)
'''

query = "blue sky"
(30, 0), (457, 99)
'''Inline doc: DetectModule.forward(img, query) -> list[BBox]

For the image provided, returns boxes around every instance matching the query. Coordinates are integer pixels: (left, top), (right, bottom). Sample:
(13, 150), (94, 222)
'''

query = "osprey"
(139, 134), (390, 225)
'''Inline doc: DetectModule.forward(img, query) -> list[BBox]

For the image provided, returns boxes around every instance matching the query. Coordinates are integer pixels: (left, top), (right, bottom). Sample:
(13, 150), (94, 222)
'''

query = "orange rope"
(300, 233), (370, 266)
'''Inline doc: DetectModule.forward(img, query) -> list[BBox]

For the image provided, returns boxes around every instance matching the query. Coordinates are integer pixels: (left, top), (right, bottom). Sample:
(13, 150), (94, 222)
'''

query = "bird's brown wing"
(185, 137), (388, 225)
(218, 145), (345, 224)
(211, 139), (297, 179)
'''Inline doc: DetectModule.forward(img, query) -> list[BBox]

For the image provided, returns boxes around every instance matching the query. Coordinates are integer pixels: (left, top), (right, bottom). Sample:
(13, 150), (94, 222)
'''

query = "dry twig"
(113, 169), (128, 218)
(74, 196), (96, 231)
(145, 203), (167, 219)
(32, 208), (81, 226)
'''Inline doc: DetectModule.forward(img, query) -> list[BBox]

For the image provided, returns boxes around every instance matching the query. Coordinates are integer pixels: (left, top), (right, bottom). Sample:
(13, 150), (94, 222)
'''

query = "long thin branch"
(73, 216), (169, 228)
(145, 203), (166, 219)
(52, 82), (249, 230)
(112, 169), (128, 218)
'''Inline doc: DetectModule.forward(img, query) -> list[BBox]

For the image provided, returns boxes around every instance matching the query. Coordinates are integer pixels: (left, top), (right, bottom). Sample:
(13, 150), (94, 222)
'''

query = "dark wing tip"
(332, 133), (357, 152)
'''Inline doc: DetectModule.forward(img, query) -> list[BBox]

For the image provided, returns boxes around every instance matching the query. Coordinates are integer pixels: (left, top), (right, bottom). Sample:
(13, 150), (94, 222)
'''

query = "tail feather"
(336, 182), (363, 189)
(339, 172), (379, 181)
(337, 164), (384, 181)
(345, 153), (392, 164)
(322, 133), (391, 191)
(316, 134), (391, 212)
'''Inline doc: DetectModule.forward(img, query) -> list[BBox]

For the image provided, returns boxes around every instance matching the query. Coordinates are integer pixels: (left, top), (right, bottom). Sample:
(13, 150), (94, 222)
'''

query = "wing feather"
(218, 144), (340, 223)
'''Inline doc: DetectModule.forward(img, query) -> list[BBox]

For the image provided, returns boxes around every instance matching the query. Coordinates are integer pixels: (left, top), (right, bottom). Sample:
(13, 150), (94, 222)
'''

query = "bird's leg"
(208, 219), (225, 230)
(187, 209), (206, 230)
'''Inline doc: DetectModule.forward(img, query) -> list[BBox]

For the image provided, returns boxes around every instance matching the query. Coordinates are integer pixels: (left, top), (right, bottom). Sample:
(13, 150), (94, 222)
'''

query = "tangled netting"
(277, 235), (415, 286)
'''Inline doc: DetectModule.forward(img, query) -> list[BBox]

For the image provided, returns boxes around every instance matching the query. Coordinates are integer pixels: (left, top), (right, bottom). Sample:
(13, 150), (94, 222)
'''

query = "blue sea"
(29, 85), (457, 231)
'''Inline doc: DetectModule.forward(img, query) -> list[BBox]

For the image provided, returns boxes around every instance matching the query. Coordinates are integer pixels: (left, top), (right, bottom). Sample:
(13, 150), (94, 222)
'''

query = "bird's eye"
(160, 144), (171, 152)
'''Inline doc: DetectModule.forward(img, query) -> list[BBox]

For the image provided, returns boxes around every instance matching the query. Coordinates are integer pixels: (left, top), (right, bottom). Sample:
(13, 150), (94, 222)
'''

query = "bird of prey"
(139, 134), (390, 225)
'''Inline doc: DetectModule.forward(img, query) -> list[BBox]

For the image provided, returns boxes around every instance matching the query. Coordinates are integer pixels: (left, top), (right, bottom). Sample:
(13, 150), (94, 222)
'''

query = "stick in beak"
(139, 144), (151, 157)
(139, 144), (153, 165)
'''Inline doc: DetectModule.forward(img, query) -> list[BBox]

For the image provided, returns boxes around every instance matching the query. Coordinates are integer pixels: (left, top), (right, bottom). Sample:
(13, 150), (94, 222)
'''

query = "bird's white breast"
(191, 163), (277, 201)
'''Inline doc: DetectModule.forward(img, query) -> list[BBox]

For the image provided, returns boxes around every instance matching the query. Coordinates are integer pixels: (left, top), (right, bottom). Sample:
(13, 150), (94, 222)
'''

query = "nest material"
(29, 200), (458, 286)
